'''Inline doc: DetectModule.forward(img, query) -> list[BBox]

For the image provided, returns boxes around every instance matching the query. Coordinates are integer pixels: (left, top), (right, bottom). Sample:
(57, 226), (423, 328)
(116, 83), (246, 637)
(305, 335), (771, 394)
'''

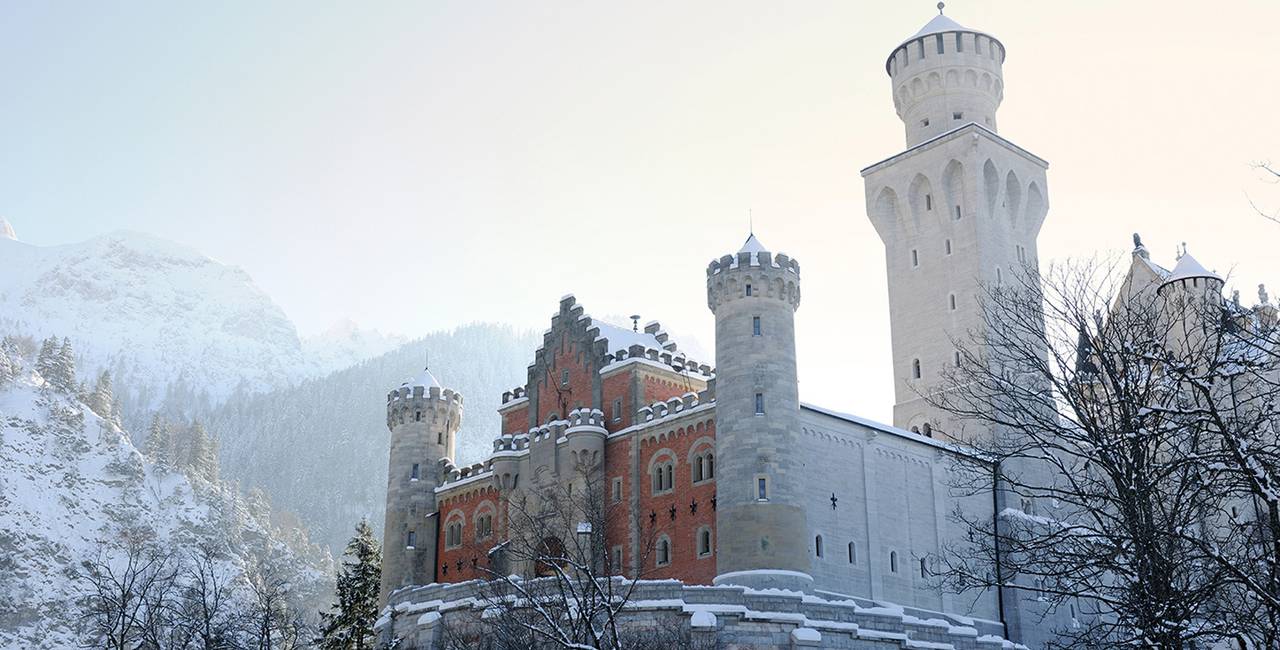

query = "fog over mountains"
(0, 224), (534, 554)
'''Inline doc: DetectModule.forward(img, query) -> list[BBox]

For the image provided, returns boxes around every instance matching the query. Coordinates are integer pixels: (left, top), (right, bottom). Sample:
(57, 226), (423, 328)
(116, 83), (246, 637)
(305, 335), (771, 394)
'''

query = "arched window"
(650, 453), (675, 494)
(922, 423), (933, 438)
(705, 453), (714, 479)
(848, 542), (856, 564)
(691, 447), (715, 484)
(697, 527), (713, 557)
(814, 535), (824, 558)
(889, 551), (899, 573)
(656, 536), (671, 567)
(912, 359), (922, 379)
(920, 557), (928, 578)
(694, 455), (704, 482)
(475, 511), (494, 541)
(949, 294), (957, 310)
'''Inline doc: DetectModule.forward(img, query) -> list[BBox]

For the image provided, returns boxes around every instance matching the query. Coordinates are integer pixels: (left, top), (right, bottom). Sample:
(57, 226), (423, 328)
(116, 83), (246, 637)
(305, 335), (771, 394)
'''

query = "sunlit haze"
(4, 0), (1278, 422)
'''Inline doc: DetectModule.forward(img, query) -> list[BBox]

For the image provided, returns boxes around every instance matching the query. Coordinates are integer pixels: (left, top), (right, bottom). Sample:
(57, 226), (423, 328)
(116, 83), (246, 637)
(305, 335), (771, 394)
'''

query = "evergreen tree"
(144, 414), (174, 472)
(0, 344), (12, 387)
(56, 337), (76, 390)
(186, 421), (218, 482)
(35, 337), (58, 385)
(89, 370), (115, 420)
(318, 519), (382, 650)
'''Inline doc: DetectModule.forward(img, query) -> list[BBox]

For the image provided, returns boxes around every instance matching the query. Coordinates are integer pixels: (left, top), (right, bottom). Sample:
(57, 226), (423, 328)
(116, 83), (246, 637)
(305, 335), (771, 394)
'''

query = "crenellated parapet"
(706, 250), (801, 312)
(386, 385), (464, 430)
(635, 390), (712, 424)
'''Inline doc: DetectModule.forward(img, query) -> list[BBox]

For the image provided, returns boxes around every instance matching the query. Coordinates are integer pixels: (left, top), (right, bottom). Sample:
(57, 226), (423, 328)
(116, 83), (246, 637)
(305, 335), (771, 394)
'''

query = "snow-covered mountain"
(0, 230), (403, 418)
(0, 345), (333, 649)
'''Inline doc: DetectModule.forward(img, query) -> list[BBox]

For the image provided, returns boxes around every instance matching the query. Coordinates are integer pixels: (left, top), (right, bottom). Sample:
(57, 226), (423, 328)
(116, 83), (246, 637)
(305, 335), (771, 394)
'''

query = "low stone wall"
(378, 578), (1022, 649)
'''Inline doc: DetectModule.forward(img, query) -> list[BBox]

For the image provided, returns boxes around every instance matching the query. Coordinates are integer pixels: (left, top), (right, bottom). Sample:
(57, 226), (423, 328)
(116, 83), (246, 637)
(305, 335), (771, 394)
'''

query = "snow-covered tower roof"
(885, 3), (1007, 147)
(739, 233), (768, 255)
(1159, 251), (1222, 290)
(403, 366), (442, 390)
(0, 218), (15, 241)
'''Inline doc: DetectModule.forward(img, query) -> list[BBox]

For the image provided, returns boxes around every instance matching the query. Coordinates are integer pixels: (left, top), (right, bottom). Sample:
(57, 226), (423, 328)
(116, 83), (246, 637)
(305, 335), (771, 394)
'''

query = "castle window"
(945, 239), (952, 255)
(757, 476), (769, 501)
(917, 39), (925, 59)
(954, 350), (962, 367)
(955, 33), (963, 52)
(560, 369), (569, 387)
(406, 531), (416, 549)
(975, 36), (983, 55)
(921, 118), (930, 128)
(911, 249), (919, 267)
(698, 528), (713, 557)
(925, 194), (932, 210)
(415, 410), (422, 422)
(815, 535), (824, 558)
(890, 551), (899, 573)
(651, 457), (674, 494)
(656, 536), (671, 567)
(911, 426), (920, 434)
(949, 294), (957, 310)
(752, 316), (761, 336)
(848, 542), (857, 564)
(612, 477), (623, 503)
(755, 393), (765, 415)
(954, 205), (962, 220)
(612, 399), (623, 422)
(936, 34), (944, 54)
(920, 557), (929, 578)
(745, 284), (753, 296)
(922, 423), (933, 438)
(912, 359), (922, 380)
(411, 463), (420, 480)
(611, 545), (623, 573)
(953, 111), (963, 120)
(438, 431), (443, 444)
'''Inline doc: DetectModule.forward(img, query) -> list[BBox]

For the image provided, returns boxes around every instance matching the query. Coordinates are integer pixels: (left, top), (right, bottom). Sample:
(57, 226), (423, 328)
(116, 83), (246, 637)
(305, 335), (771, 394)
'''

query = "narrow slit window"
(561, 369), (570, 387)
(976, 36), (983, 55)
(954, 205), (962, 220)
(921, 117), (930, 128)
(745, 284), (753, 296)
(920, 558), (928, 578)
(612, 399), (623, 422)
(815, 535), (824, 558)
(925, 194), (933, 210)
(945, 239), (952, 255)
(912, 359), (922, 380)
(755, 393), (765, 415)
(414, 410), (422, 422)
(407, 531), (416, 548)
(936, 34), (944, 54)
(955, 33), (963, 52)
(757, 477), (768, 500)
(911, 249), (919, 267)
(411, 463), (420, 480)
(954, 350), (962, 366)
(949, 294), (957, 310)
(848, 542), (856, 564)
(752, 316), (761, 336)
(890, 551), (899, 573)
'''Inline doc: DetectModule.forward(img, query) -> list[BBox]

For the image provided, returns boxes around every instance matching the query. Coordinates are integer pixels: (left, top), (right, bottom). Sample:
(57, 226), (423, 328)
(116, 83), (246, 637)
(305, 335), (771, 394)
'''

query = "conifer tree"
(144, 414), (174, 472)
(35, 337), (58, 385)
(318, 519), (382, 650)
(56, 337), (76, 390)
(186, 421), (218, 483)
(90, 370), (115, 420)
(0, 344), (12, 387)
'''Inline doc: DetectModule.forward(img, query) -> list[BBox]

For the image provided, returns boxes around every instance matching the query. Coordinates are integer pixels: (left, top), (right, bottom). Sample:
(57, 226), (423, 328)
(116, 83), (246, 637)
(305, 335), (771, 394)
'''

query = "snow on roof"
(592, 319), (667, 356)
(1162, 252), (1221, 286)
(403, 366), (442, 390)
(912, 12), (969, 39)
(0, 218), (15, 241)
(738, 233), (768, 255)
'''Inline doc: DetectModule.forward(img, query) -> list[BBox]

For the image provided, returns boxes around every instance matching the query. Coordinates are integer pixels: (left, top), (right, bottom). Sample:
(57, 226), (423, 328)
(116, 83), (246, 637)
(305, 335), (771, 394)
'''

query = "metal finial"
(938, 1), (945, 14)
(424, 350), (429, 370)
(749, 208), (753, 235)
(630, 314), (641, 332)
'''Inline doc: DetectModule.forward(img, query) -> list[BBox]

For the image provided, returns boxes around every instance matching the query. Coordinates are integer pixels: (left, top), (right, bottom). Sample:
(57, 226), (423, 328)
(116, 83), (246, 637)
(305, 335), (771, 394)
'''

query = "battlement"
(635, 388), (714, 424)
(385, 385), (464, 428)
(566, 407), (607, 432)
(706, 250), (800, 278)
(706, 250), (802, 312)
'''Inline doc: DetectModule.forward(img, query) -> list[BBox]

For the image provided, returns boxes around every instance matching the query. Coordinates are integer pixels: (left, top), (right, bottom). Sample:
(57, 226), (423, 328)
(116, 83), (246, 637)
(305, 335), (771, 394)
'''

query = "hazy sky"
(3, 1), (1279, 422)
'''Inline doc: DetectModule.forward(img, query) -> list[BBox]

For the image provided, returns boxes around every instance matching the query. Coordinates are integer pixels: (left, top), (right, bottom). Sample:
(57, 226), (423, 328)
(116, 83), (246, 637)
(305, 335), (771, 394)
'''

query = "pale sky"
(3, 1), (1278, 422)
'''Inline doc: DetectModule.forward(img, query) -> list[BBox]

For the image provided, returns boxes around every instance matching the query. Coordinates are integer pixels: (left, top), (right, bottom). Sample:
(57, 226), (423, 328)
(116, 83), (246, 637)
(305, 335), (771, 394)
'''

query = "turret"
(887, 3), (1006, 147)
(379, 366), (464, 606)
(706, 234), (811, 591)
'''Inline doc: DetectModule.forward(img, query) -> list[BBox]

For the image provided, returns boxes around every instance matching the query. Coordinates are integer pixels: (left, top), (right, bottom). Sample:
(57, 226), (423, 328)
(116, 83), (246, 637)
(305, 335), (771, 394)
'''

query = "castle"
(377, 8), (1090, 648)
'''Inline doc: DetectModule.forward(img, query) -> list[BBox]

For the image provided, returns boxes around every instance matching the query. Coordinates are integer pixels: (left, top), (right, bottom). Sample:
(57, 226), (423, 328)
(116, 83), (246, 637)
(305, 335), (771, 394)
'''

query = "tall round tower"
(887, 3), (1006, 147)
(379, 366), (463, 606)
(706, 234), (811, 591)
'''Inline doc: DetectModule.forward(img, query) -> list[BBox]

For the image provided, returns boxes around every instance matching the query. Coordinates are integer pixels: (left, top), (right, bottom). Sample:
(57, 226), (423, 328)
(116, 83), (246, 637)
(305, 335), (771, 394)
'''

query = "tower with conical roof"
(379, 365), (463, 605)
(862, 4), (1050, 441)
(706, 233), (811, 590)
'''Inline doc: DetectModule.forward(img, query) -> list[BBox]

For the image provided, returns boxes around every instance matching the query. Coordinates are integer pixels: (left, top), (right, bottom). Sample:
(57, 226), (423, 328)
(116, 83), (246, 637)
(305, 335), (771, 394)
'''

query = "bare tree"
(434, 469), (704, 650)
(77, 534), (180, 650)
(173, 544), (240, 649)
(924, 260), (1255, 648)
(242, 559), (311, 650)
(1248, 161), (1280, 225)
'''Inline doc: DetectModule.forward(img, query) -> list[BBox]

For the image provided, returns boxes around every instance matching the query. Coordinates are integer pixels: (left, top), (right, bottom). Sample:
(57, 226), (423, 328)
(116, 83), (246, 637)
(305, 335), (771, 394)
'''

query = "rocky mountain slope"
(0, 342), (333, 649)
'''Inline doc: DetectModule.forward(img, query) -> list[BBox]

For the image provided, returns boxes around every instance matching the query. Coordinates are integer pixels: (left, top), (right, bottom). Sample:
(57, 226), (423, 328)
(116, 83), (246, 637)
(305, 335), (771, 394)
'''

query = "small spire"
(748, 208), (754, 235)
(425, 350), (429, 370)
(937, 1), (945, 14)
(630, 315), (641, 332)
